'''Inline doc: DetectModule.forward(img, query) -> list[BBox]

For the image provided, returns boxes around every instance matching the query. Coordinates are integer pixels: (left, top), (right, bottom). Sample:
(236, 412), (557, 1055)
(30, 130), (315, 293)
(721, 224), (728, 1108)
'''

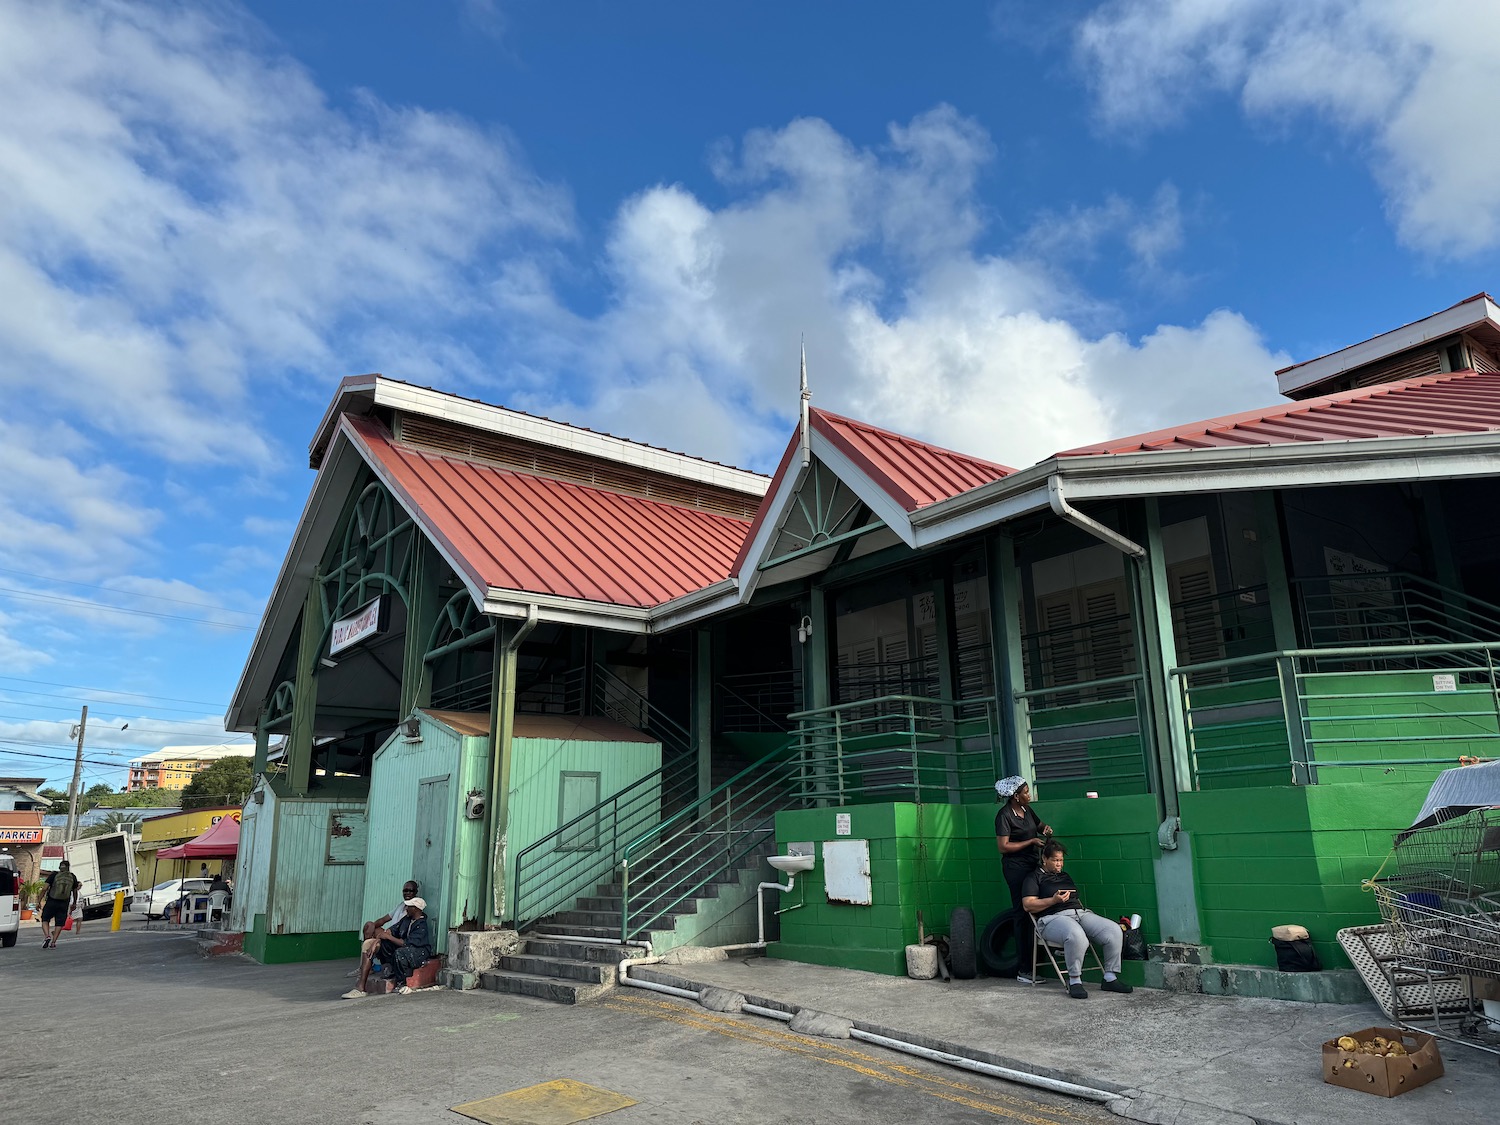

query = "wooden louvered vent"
(1352, 347), (1443, 388)
(397, 415), (761, 519)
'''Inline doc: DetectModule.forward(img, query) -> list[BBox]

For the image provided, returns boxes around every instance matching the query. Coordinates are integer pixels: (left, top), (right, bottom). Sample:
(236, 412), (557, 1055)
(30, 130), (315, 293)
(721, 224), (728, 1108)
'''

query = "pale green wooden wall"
(269, 795), (370, 936)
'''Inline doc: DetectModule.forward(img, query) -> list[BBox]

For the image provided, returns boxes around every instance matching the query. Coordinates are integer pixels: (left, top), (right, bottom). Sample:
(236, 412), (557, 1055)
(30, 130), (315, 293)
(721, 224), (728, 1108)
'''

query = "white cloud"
(0, 0), (572, 464)
(1074, 0), (1500, 256)
(497, 107), (1285, 468)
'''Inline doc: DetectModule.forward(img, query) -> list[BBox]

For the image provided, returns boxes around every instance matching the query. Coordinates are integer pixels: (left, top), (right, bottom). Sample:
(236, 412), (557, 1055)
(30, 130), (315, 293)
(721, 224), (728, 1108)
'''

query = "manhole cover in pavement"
(451, 1078), (637, 1125)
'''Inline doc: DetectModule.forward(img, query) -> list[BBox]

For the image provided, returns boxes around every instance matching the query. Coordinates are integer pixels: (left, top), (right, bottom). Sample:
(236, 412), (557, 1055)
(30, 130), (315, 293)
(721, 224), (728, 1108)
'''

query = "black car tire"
(1, 930), (16, 947)
(948, 907), (977, 979)
(979, 908), (1021, 977)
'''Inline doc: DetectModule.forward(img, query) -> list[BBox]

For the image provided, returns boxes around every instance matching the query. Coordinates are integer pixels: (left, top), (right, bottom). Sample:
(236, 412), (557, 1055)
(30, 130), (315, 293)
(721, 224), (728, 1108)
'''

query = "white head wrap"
(995, 776), (1027, 798)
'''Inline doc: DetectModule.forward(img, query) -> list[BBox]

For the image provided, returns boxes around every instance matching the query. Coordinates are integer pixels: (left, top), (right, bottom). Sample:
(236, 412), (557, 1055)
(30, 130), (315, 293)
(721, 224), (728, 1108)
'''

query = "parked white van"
(0, 855), (20, 948)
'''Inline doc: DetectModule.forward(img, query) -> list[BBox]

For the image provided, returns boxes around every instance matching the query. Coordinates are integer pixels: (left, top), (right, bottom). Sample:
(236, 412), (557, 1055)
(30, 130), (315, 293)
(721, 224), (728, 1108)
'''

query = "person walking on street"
(40, 860), (80, 948)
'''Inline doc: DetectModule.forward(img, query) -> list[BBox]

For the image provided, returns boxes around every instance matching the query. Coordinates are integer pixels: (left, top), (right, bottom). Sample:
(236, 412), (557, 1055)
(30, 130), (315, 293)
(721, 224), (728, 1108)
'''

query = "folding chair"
(1031, 914), (1106, 987)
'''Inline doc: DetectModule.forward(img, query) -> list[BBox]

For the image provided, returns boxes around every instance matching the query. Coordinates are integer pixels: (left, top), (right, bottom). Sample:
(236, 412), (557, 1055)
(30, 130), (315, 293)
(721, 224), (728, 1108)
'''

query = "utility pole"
(64, 704), (88, 842)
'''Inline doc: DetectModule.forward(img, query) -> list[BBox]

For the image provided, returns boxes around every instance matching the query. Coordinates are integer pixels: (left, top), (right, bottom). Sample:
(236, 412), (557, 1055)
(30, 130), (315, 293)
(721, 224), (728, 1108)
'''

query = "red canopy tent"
(156, 813), (240, 859)
(151, 814), (241, 929)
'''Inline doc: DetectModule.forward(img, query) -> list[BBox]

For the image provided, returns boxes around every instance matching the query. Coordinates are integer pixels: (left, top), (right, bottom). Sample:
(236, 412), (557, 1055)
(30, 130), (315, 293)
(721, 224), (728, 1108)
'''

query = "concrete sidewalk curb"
(630, 966), (1292, 1125)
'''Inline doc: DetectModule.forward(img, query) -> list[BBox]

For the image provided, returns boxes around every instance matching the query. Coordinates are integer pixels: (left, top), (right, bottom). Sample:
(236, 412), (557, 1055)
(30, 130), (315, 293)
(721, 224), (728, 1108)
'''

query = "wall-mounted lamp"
(797, 615), (814, 644)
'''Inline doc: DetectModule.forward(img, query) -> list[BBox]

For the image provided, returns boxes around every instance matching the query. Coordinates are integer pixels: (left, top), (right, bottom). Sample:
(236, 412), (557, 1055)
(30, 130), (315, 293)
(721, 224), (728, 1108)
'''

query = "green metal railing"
(1293, 572), (1500, 649)
(1015, 673), (1152, 795)
(788, 694), (1000, 805)
(1175, 642), (1500, 788)
(509, 663), (696, 930)
(619, 737), (803, 941)
(715, 670), (802, 733)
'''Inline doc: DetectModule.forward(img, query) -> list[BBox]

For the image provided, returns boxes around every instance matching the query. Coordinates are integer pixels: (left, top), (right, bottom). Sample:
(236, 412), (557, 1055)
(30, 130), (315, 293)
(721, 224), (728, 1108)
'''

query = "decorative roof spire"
(799, 337), (811, 467)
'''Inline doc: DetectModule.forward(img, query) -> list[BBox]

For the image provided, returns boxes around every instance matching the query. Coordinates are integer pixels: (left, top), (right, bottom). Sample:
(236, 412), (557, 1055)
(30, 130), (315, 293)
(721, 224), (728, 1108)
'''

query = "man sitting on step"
(1022, 840), (1134, 1000)
(344, 879), (419, 999)
(379, 897), (434, 994)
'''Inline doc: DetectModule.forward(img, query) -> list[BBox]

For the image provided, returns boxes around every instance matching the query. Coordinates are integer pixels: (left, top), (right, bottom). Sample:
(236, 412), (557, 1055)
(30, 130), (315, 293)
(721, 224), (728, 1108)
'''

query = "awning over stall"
(156, 813), (241, 859)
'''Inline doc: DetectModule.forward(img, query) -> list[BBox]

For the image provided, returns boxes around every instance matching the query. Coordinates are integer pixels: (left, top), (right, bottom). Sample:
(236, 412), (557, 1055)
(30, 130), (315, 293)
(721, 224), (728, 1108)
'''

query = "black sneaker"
(41, 938), (51, 949)
(1014, 973), (1034, 985)
(1102, 978), (1134, 994)
(1067, 983), (1089, 999)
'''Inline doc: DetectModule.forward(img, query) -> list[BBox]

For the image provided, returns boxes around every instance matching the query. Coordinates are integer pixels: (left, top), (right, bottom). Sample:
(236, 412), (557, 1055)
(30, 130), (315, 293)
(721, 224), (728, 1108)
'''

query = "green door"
(413, 775), (451, 945)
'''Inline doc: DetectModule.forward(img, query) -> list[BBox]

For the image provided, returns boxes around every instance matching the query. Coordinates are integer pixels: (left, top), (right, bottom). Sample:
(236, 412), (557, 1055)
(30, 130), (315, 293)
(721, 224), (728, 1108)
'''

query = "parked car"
(130, 878), (211, 919)
(0, 858), (19, 947)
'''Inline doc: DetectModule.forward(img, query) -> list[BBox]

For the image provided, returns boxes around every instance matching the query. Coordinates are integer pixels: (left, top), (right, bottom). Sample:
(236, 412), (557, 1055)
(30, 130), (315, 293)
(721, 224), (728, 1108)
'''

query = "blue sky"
(3, 0), (1498, 789)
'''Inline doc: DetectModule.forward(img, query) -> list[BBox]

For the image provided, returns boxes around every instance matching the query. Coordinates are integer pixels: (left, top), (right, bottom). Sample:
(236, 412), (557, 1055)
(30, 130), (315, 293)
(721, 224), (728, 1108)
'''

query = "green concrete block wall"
(1181, 780), (1429, 968)
(1040, 793), (1162, 942)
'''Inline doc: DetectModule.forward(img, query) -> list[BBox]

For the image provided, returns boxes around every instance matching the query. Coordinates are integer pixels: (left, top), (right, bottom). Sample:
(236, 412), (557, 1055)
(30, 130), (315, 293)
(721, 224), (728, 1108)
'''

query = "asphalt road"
(0, 920), (1113, 1125)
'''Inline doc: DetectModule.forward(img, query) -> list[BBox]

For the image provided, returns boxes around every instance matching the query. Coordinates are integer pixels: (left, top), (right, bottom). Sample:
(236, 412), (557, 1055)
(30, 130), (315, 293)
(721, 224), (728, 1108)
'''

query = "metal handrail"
(619, 736), (802, 941)
(1175, 642), (1500, 788)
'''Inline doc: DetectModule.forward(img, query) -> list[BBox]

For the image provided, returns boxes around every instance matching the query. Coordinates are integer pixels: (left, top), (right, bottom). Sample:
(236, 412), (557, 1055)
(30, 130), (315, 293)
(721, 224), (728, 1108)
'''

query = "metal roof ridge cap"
(377, 380), (771, 494)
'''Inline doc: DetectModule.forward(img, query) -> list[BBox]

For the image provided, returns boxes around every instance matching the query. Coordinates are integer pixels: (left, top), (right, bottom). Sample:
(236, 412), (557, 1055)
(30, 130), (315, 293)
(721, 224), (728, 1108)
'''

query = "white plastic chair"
(208, 890), (229, 922)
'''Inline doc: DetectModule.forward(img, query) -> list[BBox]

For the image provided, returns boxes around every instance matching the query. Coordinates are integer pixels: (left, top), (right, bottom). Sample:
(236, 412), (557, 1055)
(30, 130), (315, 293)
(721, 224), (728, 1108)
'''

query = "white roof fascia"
(650, 579), (742, 633)
(908, 432), (1500, 551)
(736, 458), (810, 605)
(481, 590), (652, 633)
(226, 434), (367, 733)
(373, 379), (770, 496)
(308, 374), (379, 461)
(810, 430), (918, 547)
(1276, 295), (1500, 396)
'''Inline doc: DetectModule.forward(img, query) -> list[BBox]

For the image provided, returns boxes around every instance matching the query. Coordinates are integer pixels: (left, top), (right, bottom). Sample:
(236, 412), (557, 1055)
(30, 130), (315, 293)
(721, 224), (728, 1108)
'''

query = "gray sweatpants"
(1035, 908), (1122, 978)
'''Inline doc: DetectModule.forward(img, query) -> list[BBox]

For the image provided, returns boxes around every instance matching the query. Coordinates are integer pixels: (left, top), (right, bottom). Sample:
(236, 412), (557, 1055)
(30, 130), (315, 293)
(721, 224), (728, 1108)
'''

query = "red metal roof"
(812, 409), (1014, 510)
(345, 415), (752, 608)
(1057, 370), (1500, 457)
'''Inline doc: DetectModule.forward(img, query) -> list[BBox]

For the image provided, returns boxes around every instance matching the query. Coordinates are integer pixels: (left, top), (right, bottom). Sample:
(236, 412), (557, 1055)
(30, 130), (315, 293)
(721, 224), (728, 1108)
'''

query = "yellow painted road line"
(602, 993), (1088, 1125)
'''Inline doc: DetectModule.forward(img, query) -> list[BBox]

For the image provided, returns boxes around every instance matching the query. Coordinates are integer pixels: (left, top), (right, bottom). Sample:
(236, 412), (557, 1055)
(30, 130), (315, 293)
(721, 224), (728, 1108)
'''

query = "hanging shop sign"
(330, 595), (389, 656)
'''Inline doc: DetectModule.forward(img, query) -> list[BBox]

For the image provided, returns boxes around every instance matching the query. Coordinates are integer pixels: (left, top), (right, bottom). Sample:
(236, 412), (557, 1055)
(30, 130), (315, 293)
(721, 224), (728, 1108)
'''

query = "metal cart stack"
(1346, 808), (1500, 1056)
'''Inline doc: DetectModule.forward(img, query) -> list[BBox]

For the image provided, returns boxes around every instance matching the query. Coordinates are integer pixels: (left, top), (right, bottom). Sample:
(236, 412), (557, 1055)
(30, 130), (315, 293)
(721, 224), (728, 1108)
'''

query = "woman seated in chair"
(1022, 840), (1134, 1000)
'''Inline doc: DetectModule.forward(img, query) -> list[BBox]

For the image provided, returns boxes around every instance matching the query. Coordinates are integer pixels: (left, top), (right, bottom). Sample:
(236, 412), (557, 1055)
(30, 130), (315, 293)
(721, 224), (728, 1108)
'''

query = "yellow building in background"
(127, 744), (254, 791)
(137, 806), (242, 882)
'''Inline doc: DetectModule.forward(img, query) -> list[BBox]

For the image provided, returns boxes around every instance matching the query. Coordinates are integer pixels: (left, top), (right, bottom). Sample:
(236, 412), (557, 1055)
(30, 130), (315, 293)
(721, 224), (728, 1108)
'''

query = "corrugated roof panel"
(812, 409), (1014, 511)
(1058, 371), (1500, 457)
(345, 416), (751, 608)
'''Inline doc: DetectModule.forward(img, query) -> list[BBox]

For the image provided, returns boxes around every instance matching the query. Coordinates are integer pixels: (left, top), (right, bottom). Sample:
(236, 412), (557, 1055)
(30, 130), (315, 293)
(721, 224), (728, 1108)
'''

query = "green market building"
(226, 293), (1500, 984)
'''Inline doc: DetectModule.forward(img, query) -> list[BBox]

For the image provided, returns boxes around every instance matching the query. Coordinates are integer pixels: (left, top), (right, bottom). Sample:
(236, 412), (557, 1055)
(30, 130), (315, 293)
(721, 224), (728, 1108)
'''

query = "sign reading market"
(0, 827), (43, 843)
(329, 595), (389, 656)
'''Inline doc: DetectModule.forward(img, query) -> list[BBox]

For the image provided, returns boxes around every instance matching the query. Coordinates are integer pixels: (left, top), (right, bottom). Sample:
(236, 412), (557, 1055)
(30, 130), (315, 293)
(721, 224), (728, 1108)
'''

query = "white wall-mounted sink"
(767, 853), (815, 875)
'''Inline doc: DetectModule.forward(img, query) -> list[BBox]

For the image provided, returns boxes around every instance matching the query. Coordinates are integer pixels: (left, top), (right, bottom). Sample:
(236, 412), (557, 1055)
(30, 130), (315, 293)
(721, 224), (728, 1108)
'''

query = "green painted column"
(400, 539), (441, 718)
(806, 585), (830, 711)
(484, 618), (528, 925)
(1255, 492), (1299, 650)
(927, 572), (961, 802)
(286, 576), (324, 795)
(986, 533), (1029, 782)
(693, 627), (713, 802)
(1134, 500), (1201, 944)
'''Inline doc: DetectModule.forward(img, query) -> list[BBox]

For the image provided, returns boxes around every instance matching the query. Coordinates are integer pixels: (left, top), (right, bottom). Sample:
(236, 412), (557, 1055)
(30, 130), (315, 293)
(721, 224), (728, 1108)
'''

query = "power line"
(0, 685), (233, 717)
(0, 566), (261, 617)
(0, 585), (253, 630)
(0, 702), (238, 729)
(0, 676), (229, 709)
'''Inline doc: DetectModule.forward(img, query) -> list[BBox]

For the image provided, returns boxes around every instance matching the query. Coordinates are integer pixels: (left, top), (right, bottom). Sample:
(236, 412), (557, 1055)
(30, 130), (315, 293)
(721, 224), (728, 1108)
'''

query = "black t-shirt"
(996, 804), (1042, 871)
(1020, 868), (1080, 917)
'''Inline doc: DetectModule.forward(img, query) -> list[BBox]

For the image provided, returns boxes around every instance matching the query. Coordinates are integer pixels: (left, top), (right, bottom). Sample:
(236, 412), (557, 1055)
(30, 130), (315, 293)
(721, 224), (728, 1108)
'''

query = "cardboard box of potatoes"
(1322, 1026), (1444, 1097)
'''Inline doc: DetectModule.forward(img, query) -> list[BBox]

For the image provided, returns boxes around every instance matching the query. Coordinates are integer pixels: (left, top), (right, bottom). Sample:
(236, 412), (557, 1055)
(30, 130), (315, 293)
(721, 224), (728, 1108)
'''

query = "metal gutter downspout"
(1046, 475), (1145, 559)
(480, 603), (539, 926)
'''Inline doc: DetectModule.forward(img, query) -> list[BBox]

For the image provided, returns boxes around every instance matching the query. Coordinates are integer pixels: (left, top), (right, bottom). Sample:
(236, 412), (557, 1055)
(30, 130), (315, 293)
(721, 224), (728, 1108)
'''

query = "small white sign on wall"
(835, 812), (851, 836)
(1433, 674), (1458, 693)
(822, 839), (872, 905)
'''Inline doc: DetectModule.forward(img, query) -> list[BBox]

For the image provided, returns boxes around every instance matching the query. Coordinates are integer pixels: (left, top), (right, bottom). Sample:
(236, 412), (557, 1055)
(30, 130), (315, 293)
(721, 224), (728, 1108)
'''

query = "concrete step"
(576, 894), (700, 916)
(530, 921), (632, 940)
(522, 938), (636, 964)
(479, 968), (612, 1005)
(500, 953), (613, 983)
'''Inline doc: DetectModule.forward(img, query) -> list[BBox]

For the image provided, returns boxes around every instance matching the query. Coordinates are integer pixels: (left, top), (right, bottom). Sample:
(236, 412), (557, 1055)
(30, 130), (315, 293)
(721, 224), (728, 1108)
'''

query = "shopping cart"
(1359, 808), (1500, 1056)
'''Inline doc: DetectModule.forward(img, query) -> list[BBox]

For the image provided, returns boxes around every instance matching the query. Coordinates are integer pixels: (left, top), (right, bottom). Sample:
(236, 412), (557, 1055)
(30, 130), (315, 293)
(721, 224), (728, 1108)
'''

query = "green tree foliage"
(83, 782), (116, 810)
(181, 756), (254, 808)
(95, 788), (181, 809)
(37, 786), (68, 804)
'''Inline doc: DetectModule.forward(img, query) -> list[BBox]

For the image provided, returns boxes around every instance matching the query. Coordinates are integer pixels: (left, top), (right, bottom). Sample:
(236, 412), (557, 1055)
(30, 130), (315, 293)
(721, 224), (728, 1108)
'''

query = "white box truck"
(62, 832), (137, 918)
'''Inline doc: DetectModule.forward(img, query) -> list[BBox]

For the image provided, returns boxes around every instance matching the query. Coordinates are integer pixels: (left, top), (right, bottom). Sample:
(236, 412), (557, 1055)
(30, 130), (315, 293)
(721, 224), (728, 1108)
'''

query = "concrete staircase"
(481, 836), (775, 1004)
